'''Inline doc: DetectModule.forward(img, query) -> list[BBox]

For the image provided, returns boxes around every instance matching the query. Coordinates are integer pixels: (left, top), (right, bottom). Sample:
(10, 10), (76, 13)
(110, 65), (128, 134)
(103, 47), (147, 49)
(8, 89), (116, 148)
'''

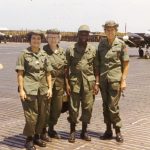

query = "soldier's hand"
(47, 88), (52, 99)
(19, 90), (27, 101)
(93, 84), (99, 95)
(120, 80), (126, 91)
(66, 84), (71, 96)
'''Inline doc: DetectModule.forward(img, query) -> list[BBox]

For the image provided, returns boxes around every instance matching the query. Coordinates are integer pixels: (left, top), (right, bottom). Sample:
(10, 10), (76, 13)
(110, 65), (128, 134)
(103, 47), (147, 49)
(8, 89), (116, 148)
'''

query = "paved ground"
(0, 43), (150, 150)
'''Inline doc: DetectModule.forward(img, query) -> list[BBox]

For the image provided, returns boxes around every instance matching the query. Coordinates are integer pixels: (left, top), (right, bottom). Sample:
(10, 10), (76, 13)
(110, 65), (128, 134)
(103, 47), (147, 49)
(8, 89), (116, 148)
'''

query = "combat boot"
(41, 127), (52, 142)
(100, 123), (113, 140)
(33, 134), (46, 147)
(115, 127), (124, 143)
(48, 125), (61, 139)
(25, 136), (36, 150)
(68, 123), (76, 143)
(80, 123), (91, 141)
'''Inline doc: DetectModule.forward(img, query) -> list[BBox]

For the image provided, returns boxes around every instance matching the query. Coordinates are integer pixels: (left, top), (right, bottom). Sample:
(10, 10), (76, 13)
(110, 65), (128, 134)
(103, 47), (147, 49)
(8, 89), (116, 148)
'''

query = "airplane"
(117, 32), (145, 57)
(137, 30), (150, 49)
(124, 31), (150, 58)
(119, 24), (149, 57)
(124, 32), (145, 48)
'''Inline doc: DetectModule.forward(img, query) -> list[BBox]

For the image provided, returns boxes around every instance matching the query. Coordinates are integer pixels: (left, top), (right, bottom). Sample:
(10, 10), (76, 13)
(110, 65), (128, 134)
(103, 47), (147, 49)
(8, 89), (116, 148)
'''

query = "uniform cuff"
(15, 66), (24, 72)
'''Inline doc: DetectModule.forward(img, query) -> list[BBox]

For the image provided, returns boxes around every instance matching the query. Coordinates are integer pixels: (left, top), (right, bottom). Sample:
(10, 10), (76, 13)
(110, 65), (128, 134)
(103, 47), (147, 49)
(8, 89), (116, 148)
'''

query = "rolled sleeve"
(65, 48), (71, 67)
(95, 49), (100, 67)
(45, 58), (53, 73)
(16, 52), (25, 72)
(122, 43), (129, 61)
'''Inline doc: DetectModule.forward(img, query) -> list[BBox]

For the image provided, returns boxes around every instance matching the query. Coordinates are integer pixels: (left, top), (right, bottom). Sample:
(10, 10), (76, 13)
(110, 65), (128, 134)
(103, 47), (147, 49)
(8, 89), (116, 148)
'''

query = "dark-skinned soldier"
(65, 25), (99, 143)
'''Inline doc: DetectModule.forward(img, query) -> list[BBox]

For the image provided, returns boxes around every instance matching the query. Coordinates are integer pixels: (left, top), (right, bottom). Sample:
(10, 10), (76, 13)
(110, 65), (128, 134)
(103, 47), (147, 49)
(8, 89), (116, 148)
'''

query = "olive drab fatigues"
(16, 47), (52, 137)
(66, 43), (97, 124)
(97, 37), (129, 128)
(43, 44), (66, 126)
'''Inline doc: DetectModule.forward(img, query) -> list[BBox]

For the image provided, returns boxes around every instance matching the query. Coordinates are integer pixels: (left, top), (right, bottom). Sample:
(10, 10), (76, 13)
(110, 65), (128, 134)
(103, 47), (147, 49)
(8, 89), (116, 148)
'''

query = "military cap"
(102, 20), (119, 28)
(46, 29), (60, 34)
(27, 30), (44, 41)
(78, 25), (90, 32)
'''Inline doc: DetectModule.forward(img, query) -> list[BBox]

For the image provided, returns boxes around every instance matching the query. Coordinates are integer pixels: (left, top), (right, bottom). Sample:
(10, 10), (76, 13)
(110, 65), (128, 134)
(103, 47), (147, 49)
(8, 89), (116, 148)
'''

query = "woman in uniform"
(16, 31), (52, 150)
(97, 21), (129, 143)
(43, 29), (67, 139)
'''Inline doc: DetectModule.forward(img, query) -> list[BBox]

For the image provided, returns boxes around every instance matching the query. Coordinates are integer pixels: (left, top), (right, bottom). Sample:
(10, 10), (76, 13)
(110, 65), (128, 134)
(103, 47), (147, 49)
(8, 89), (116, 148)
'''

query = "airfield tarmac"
(0, 42), (150, 150)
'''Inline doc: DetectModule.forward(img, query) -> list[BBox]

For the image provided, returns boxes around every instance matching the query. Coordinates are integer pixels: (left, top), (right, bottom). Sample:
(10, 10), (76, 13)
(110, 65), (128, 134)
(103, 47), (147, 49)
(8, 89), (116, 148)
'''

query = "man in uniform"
(43, 29), (66, 139)
(97, 20), (129, 143)
(65, 25), (99, 143)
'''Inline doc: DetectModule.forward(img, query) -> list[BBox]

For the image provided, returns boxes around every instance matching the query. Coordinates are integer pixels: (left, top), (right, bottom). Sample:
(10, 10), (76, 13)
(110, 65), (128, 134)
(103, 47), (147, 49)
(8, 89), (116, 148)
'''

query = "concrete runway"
(0, 43), (150, 150)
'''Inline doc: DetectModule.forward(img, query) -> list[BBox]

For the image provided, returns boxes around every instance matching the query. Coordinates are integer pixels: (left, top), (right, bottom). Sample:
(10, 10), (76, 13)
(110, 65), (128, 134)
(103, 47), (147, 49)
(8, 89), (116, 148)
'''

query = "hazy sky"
(0, 0), (150, 32)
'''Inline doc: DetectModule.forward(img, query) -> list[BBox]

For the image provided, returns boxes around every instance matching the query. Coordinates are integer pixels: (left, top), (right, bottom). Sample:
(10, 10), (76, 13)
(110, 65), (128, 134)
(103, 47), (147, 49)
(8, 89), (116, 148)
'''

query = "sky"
(0, 0), (150, 32)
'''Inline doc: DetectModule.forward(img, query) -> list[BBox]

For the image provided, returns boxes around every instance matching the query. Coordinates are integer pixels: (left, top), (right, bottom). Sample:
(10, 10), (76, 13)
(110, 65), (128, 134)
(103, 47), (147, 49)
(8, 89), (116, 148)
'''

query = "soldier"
(43, 29), (66, 139)
(97, 20), (129, 143)
(65, 25), (99, 143)
(16, 31), (52, 150)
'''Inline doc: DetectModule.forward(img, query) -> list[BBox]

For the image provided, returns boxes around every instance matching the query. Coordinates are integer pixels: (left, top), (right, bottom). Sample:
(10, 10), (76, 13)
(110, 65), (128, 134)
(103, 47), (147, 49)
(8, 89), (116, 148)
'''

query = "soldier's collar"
(25, 47), (44, 56)
(112, 37), (119, 46)
(75, 42), (91, 53)
(46, 44), (60, 54)
(26, 47), (41, 54)
(105, 37), (119, 48)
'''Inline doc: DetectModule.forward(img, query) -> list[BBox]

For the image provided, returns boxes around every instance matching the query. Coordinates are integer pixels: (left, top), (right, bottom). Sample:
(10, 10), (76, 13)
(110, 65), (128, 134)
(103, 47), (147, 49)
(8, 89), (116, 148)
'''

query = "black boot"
(100, 123), (113, 140)
(68, 123), (76, 143)
(80, 123), (91, 141)
(41, 127), (52, 142)
(48, 125), (61, 139)
(115, 127), (124, 143)
(33, 134), (46, 147)
(25, 136), (36, 150)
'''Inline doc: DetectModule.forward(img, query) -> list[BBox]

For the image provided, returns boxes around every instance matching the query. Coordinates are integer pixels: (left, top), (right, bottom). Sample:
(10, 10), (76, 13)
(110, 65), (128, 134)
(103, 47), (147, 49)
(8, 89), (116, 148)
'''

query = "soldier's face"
(30, 35), (41, 48)
(105, 27), (117, 40)
(47, 34), (60, 46)
(78, 31), (89, 43)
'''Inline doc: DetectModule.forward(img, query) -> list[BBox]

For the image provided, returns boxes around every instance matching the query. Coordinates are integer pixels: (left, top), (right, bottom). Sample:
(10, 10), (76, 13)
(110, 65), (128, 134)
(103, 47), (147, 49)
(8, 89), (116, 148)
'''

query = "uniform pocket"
(111, 82), (120, 91)
(88, 75), (95, 81)
(87, 54), (93, 60)
(70, 78), (80, 93)
(88, 81), (95, 91)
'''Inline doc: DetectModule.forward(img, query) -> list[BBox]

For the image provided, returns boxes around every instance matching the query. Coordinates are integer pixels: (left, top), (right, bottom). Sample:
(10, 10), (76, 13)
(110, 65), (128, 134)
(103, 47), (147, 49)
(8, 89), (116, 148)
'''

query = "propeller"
(122, 23), (136, 46)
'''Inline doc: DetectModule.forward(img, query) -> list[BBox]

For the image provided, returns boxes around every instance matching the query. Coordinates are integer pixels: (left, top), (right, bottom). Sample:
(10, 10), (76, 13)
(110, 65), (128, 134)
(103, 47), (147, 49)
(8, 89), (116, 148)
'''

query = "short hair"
(26, 31), (44, 42)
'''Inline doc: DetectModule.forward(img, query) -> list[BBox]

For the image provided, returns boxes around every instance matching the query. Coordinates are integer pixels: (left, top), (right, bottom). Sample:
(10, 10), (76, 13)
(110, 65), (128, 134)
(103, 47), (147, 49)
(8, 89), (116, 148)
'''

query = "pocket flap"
(88, 75), (95, 81)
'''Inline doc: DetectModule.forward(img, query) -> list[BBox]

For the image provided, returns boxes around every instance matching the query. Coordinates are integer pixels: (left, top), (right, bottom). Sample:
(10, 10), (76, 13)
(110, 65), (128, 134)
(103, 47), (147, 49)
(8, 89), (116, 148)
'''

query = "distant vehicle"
(0, 32), (7, 43)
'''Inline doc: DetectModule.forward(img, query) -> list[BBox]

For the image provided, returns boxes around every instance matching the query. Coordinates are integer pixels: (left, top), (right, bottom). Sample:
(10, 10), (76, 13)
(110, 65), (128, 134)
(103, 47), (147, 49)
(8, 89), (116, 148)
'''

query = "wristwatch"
(95, 82), (100, 85)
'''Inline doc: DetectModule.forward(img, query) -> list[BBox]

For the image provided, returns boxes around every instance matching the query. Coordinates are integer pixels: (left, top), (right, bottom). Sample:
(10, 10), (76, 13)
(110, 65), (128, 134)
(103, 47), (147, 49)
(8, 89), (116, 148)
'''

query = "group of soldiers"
(16, 20), (129, 150)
